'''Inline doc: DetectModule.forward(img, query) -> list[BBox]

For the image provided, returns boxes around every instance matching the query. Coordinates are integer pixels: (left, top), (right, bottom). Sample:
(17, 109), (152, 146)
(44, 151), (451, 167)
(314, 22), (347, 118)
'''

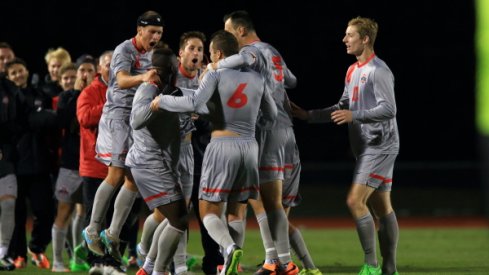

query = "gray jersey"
(158, 68), (277, 138)
(175, 66), (200, 138)
(125, 82), (180, 169)
(218, 41), (297, 129)
(307, 55), (400, 157)
(104, 38), (153, 119)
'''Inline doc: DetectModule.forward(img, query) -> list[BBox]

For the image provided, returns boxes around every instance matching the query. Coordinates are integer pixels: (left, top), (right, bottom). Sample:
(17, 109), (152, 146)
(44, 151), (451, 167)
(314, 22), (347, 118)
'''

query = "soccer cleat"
(382, 272), (399, 275)
(51, 262), (70, 272)
(0, 256), (15, 271)
(70, 259), (90, 271)
(83, 227), (105, 256)
(278, 262), (299, 275)
(254, 262), (278, 275)
(100, 229), (122, 262)
(28, 248), (50, 269)
(218, 264), (244, 273)
(186, 254), (198, 270)
(136, 268), (149, 275)
(13, 256), (26, 269)
(74, 241), (89, 262)
(298, 268), (322, 275)
(88, 263), (104, 275)
(222, 245), (243, 275)
(358, 264), (381, 275)
(136, 243), (147, 267)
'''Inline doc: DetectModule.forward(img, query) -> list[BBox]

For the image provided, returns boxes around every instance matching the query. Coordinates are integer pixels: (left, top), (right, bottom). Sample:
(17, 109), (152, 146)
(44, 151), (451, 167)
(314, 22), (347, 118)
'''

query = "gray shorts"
(199, 136), (259, 203)
(177, 140), (194, 200)
(131, 167), (183, 210)
(96, 115), (133, 168)
(0, 174), (17, 198)
(257, 127), (299, 184)
(353, 154), (398, 191)
(55, 167), (83, 203)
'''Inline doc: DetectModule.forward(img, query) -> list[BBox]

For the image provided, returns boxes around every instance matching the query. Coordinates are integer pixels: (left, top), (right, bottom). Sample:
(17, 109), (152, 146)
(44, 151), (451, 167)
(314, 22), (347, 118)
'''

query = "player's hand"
(290, 101), (308, 120)
(144, 68), (160, 83)
(191, 113), (199, 121)
(331, 110), (352, 125)
(150, 95), (160, 112)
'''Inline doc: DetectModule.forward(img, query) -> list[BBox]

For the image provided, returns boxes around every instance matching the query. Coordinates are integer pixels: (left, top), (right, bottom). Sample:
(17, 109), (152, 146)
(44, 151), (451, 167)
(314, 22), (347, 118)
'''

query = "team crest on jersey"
(361, 74), (367, 84)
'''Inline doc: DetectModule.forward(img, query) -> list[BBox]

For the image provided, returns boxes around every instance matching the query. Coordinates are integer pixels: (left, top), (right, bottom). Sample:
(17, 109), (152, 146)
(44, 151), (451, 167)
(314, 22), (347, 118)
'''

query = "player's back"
(245, 41), (296, 128)
(209, 68), (266, 138)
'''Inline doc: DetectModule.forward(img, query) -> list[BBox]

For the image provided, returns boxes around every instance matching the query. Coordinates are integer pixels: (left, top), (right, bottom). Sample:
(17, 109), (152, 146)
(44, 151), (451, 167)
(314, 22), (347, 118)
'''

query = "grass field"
(8, 225), (489, 275)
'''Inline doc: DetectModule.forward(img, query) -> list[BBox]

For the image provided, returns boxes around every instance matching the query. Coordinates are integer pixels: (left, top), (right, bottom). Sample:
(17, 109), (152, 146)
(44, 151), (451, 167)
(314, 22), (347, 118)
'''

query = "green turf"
(9, 227), (489, 274)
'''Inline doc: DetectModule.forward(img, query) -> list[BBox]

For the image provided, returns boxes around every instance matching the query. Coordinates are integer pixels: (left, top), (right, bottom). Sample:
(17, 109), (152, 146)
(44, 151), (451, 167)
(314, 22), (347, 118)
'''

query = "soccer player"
(211, 10), (314, 275)
(128, 47), (188, 275)
(291, 16), (400, 275)
(136, 31), (208, 275)
(82, 10), (163, 270)
(153, 30), (277, 275)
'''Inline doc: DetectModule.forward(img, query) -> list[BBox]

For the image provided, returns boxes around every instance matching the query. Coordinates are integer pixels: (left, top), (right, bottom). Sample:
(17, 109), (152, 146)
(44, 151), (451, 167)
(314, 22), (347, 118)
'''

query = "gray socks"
(256, 212), (278, 262)
(228, 219), (245, 248)
(154, 224), (184, 273)
(266, 209), (291, 264)
(355, 213), (377, 266)
(378, 211), (399, 274)
(290, 228), (315, 269)
(140, 213), (160, 253)
(52, 224), (68, 265)
(89, 181), (116, 232)
(109, 186), (138, 237)
(0, 199), (15, 248)
(203, 214), (234, 250)
(173, 230), (188, 274)
(148, 219), (169, 261)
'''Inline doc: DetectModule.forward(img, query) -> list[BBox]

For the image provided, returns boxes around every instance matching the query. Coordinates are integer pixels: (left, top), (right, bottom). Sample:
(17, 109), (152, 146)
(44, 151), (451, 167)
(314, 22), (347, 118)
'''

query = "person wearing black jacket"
(4, 57), (57, 270)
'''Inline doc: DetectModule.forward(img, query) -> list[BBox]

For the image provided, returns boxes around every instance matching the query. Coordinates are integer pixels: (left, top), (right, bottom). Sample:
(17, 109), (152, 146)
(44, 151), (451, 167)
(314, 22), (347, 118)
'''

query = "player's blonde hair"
(348, 17), (378, 48)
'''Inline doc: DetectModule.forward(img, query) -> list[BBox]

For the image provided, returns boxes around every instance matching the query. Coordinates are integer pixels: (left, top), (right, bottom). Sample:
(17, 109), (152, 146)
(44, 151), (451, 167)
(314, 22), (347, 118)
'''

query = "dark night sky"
(1, 0), (476, 164)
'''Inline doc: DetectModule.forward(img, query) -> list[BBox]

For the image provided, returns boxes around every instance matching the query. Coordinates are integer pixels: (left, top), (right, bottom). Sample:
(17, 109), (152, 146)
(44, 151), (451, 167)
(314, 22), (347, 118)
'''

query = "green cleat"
(358, 263), (381, 275)
(223, 245), (243, 275)
(186, 255), (198, 270)
(298, 268), (323, 275)
(69, 259), (90, 272)
(74, 242), (88, 262)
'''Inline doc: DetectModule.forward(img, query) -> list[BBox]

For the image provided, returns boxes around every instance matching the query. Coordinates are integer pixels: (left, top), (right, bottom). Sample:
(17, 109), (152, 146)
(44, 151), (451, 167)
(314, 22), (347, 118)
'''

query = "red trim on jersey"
(131, 37), (146, 54)
(346, 65), (356, 83)
(369, 173), (393, 184)
(357, 53), (376, 68)
(144, 192), (168, 202)
(178, 64), (196, 79)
